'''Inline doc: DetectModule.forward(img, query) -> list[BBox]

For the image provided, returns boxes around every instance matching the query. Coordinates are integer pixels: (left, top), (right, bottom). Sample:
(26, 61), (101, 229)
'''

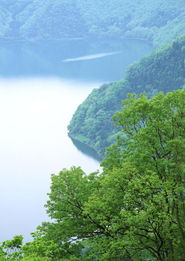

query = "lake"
(0, 38), (152, 241)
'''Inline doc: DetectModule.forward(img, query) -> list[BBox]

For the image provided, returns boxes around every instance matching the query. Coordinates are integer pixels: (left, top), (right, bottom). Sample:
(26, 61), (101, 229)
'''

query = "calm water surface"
(0, 78), (101, 241)
(0, 38), (153, 241)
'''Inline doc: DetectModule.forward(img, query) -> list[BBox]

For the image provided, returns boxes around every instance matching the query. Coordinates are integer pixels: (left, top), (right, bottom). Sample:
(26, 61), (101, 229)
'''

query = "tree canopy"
(2, 90), (185, 260)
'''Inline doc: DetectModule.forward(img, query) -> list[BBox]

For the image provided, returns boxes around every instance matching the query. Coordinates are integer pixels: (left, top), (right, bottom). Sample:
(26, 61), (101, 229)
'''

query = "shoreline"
(68, 134), (103, 162)
(0, 34), (154, 46)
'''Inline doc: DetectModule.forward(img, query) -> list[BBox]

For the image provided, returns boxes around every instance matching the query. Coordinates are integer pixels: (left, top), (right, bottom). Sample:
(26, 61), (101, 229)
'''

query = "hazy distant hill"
(0, 0), (185, 45)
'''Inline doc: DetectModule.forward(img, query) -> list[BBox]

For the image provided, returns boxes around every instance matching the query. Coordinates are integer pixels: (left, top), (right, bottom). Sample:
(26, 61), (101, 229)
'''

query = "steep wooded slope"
(68, 35), (185, 158)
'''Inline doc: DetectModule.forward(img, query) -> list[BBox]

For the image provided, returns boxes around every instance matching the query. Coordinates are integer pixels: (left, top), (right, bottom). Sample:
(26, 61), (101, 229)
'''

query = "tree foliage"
(0, 0), (185, 43)
(5, 90), (185, 260)
(49, 90), (185, 260)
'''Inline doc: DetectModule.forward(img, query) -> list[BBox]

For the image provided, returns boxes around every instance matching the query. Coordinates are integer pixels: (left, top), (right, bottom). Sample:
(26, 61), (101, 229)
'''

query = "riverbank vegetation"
(68, 35), (185, 158)
(1, 90), (185, 260)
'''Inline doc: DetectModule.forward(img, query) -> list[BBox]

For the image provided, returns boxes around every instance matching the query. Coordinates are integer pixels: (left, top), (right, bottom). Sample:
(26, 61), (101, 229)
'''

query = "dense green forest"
(1, 90), (185, 260)
(0, 0), (185, 45)
(68, 35), (185, 159)
(1, 2), (185, 260)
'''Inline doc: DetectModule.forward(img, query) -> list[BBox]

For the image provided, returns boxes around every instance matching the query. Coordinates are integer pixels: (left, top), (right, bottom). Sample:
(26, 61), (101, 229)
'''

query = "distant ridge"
(0, 0), (185, 46)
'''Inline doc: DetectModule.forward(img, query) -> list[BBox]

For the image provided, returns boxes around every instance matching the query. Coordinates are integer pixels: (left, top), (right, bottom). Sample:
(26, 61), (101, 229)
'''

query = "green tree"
(20, 231), (59, 261)
(0, 235), (23, 260)
(48, 90), (185, 260)
(3, 90), (185, 261)
(101, 90), (185, 260)
(39, 167), (101, 260)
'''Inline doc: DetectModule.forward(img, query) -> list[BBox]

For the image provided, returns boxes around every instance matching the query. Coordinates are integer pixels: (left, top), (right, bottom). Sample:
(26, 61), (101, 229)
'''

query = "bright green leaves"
(46, 167), (100, 223)
(0, 235), (23, 260)
(41, 90), (185, 260)
(2, 90), (185, 260)
(19, 230), (60, 260)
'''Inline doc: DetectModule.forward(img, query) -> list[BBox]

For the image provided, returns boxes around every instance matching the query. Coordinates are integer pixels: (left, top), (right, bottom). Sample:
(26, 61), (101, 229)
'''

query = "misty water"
(0, 38), (152, 241)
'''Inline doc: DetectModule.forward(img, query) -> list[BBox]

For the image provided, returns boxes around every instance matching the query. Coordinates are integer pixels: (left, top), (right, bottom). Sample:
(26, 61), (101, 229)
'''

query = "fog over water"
(0, 78), (101, 241)
(0, 38), (153, 241)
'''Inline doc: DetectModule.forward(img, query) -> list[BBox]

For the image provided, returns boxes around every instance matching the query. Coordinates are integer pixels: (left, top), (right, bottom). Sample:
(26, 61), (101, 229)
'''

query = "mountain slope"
(0, 0), (185, 45)
(68, 35), (185, 158)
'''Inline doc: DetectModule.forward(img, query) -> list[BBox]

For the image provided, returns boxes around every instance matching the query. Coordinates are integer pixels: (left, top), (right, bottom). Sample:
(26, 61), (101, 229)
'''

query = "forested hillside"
(0, 0), (185, 45)
(68, 35), (185, 158)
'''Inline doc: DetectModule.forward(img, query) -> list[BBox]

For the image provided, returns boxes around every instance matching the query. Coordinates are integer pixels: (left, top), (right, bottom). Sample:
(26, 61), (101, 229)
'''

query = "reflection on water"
(0, 78), (100, 241)
(63, 51), (122, 62)
(70, 138), (102, 162)
(0, 38), (152, 81)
